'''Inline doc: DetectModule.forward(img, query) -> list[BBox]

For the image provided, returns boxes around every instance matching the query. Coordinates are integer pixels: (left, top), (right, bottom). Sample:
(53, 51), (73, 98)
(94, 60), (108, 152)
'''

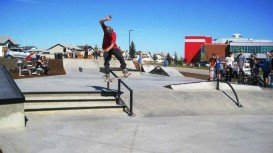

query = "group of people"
(24, 52), (48, 75)
(209, 54), (221, 81)
(253, 52), (273, 87)
(66, 48), (78, 59)
(209, 50), (273, 87)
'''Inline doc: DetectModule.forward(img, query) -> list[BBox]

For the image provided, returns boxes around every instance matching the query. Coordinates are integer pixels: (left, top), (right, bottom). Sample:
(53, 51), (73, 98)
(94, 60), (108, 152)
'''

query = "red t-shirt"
(209, 58), (216, 67)
(26, 54), (32, 61)
(101, 22), (118, 50)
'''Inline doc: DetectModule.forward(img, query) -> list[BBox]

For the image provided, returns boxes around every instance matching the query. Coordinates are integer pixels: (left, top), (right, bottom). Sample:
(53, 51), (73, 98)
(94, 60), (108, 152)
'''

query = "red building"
(184, 36), (212, 64)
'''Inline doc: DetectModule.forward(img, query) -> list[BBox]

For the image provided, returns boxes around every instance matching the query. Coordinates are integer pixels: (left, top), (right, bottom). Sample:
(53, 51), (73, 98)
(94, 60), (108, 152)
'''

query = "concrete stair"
(23, 91), (124, 112)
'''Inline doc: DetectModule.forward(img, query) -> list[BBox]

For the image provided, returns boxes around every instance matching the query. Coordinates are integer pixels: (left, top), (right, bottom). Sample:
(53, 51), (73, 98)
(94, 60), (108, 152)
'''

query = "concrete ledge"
(0, 103), (25, 129)
(0, 65), (25, 129)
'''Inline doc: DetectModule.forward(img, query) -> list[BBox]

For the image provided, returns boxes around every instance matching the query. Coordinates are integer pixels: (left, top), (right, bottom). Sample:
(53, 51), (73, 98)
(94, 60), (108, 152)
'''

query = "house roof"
(22, 46), (37, 51)
(0, 36), (17, 44)
(47, 43), (82, 50)
(77, 45), (93, 50)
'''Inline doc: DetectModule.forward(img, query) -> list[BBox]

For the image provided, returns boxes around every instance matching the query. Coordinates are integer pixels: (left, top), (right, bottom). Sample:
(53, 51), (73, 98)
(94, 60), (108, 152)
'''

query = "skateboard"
(104, 73), (132, 83)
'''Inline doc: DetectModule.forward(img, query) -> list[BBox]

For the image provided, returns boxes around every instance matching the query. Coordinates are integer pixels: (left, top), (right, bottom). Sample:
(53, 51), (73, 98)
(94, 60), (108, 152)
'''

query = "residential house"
(22, 46), (38, 52)
(77, 45), (93, 51)
(47, 44), (81, 57)
(136, 51), (153, 62)
(0, 36), (19, 57)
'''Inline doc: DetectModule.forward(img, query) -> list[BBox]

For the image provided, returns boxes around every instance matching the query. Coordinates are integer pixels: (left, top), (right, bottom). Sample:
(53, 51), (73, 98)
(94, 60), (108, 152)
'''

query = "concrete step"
(23, 91), (116, 99)
(25, 95), (116, 102)
(23, 91), (124, 112)
(24, 101), (122, 111)
(24, 107), (124, 115)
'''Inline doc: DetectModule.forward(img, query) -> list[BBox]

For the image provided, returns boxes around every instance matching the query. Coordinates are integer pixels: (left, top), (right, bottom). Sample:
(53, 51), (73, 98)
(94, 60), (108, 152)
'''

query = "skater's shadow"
(86, 85), (118, 96)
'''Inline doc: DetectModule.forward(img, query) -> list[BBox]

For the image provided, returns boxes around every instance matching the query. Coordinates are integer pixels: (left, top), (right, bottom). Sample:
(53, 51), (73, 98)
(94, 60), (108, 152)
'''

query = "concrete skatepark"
(1, 58), (273, 153)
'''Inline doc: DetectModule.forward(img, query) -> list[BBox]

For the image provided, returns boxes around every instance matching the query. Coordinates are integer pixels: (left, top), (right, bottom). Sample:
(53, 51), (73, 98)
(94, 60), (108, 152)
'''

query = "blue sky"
(0, 0), (273, 57)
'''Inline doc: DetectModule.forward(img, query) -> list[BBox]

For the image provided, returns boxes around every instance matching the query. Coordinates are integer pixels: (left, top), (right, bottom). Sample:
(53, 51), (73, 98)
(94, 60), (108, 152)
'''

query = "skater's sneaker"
(104, 74), (110, 82)
(122, 69), (129, 78)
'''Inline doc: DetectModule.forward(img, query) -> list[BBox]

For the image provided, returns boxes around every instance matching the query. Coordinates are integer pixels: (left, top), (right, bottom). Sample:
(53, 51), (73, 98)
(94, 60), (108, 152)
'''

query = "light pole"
(129, 30), (133, 56)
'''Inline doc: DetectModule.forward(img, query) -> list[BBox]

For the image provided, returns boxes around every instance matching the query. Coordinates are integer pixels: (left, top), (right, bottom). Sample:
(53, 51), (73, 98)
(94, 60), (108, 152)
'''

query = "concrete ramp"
(63, 59), (97, 69)
(142, 65), (154, 73)
(170, 81), (262, 92)
(134, 90), (273, 117)
(149, 66), (184, 77)
(63, 59), (99, 76)
(161, 67), (184, 77)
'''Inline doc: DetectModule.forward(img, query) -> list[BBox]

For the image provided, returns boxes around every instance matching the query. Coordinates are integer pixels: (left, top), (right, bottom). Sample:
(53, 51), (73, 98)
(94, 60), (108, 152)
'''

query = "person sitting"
(26, 52), (34, 65)
(36, 56), (48, 75)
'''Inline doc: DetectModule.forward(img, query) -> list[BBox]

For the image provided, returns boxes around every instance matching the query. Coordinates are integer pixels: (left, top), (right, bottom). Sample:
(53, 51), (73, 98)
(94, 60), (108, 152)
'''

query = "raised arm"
(99, 15), (112, 29)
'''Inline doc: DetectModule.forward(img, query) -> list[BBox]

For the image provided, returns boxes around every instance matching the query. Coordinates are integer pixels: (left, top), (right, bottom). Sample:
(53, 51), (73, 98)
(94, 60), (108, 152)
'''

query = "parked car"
(5, 48), (30, 59)
(155, 58), (164, 63)
(199, 60), (210, 67)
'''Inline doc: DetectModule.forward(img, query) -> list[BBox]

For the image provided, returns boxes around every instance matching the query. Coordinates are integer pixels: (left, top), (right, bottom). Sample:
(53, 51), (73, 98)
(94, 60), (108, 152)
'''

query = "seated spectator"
(36, 56), (48, 75)
(26, 52), (34, 64)
(31, 52), (37, 62)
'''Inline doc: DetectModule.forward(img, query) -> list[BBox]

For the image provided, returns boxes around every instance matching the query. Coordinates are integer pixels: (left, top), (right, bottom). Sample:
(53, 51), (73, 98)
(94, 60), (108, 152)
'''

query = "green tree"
(179, 57), (184, 65)
(129, 41), (136, 59)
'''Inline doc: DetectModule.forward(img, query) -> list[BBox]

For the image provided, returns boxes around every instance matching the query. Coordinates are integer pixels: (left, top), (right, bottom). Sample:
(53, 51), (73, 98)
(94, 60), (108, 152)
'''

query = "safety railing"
(108, 69), (134, 116)
(216, 79), (242, 107)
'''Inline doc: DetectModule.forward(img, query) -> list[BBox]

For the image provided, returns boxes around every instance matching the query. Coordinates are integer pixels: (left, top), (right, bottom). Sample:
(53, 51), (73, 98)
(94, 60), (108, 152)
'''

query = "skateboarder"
(99, 15), (128, 82)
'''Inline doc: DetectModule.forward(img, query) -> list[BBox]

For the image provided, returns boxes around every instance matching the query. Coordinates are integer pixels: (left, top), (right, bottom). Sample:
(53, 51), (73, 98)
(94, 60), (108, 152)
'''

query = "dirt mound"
(0, 57), (66, 79)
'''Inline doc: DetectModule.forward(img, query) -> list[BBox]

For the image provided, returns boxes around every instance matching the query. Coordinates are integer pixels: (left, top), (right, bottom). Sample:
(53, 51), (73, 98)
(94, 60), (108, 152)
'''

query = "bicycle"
(245, 74), (264, 87)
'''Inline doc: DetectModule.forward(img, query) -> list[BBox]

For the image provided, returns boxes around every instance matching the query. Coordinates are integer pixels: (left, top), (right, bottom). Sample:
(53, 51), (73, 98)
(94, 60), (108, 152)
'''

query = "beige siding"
(49, 45), (64, 55)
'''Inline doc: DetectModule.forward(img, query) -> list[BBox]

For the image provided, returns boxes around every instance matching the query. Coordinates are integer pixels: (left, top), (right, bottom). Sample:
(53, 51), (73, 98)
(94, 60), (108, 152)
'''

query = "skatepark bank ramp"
(142, 65), (154, 73)
(149, 66), (184, 77)
(133, 89), (273, 117)
(169, 81), (262, 91)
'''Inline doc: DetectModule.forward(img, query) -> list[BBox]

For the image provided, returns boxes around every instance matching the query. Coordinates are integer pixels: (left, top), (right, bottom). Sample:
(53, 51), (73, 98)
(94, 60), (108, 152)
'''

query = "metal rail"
(216, 79), (242, 107)
(109, 69), (134, 116)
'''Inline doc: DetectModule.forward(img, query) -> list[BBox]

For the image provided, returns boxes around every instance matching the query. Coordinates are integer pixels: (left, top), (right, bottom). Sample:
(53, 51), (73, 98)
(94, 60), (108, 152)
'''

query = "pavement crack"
(130, 122), (139, 153)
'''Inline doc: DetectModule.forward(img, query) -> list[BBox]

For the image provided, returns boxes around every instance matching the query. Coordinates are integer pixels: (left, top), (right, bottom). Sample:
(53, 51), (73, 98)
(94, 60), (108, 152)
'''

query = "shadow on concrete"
(221, 91), (241, 107)
(99, 67), (138, 73)
(87, 85), (118, 97)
